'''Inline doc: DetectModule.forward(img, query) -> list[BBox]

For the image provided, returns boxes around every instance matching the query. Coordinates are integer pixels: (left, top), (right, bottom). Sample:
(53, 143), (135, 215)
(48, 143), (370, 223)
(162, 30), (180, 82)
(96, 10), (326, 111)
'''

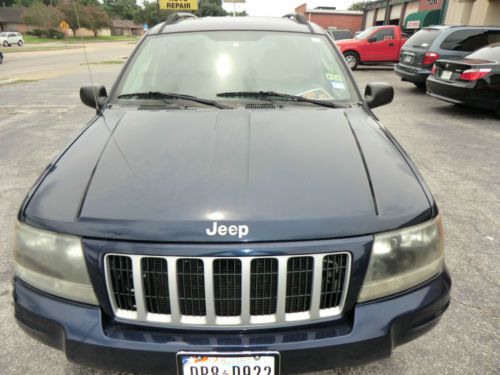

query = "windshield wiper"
(117, 91), (232, 109)
(216, 91), (344, 109)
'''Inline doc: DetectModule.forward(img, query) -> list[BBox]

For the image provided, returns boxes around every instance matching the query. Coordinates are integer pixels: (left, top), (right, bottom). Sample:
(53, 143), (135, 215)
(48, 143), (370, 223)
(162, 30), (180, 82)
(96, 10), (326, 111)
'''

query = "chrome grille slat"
(131, 256), (146, 320)
(105, 252), (351, 329)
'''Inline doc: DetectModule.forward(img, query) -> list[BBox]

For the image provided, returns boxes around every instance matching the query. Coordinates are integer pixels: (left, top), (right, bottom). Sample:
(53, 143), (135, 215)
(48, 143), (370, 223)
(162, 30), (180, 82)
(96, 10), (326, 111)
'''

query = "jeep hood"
(24, 107), (433, 242)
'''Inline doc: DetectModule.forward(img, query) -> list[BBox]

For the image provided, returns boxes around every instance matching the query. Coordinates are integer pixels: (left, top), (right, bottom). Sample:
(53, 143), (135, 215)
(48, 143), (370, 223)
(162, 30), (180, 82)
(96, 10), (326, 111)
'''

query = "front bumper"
(394, 63), (431, 84)
(14, 269), (451, 374)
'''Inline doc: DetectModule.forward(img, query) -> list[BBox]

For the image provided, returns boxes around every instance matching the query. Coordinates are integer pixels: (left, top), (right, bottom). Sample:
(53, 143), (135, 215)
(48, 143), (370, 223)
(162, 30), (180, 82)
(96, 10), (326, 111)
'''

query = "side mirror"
(364, 82), (394, 109)
(80, 85), (107, 110)
(368, 36), (377, 43)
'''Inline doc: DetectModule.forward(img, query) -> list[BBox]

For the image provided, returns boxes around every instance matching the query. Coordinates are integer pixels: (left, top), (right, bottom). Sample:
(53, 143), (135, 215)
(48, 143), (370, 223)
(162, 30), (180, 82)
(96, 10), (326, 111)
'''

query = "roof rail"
(282, 13), (314, 32)
(166, 12), (198, 25)
(159, 12), (198, 33)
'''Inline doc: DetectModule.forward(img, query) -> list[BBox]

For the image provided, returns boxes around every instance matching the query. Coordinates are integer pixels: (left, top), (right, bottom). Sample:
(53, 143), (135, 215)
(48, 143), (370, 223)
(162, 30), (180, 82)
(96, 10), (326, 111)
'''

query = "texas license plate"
(441, 70), (453, 80)
(177, 352), (279, 375)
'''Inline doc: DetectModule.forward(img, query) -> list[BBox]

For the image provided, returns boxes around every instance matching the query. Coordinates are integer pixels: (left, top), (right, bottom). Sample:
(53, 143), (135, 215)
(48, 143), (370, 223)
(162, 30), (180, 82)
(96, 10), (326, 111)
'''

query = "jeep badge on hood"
(206, 222), (249, 238)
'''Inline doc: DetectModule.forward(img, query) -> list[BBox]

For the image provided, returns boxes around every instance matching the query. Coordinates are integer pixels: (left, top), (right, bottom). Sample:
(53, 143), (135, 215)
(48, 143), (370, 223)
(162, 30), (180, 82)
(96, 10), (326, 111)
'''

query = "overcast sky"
(221, 0), (357, 16)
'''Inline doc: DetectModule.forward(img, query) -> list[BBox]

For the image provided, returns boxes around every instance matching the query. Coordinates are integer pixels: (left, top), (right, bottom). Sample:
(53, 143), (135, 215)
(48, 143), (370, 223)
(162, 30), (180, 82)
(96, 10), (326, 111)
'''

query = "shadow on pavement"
(430, 103), (499, 121)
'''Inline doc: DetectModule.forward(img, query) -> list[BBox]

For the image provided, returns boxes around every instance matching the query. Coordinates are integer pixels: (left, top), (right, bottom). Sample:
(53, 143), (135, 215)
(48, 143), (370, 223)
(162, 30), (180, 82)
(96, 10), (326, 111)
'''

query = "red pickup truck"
(335, 26), (408, 70)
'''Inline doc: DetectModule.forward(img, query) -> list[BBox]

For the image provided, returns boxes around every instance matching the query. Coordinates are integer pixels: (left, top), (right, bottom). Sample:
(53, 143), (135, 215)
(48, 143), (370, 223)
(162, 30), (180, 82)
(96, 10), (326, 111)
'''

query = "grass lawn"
(23, 35), (140, 44)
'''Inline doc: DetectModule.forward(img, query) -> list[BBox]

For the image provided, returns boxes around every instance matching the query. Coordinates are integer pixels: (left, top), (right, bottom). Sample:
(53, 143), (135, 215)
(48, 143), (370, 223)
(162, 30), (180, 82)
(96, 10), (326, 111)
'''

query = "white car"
(0, 32), (24, 47)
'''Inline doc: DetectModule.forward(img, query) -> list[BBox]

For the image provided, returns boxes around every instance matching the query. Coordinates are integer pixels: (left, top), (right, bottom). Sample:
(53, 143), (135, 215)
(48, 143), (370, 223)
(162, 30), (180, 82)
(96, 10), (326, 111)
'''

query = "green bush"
(28, 29), (43, 37)
(47, 29), (64, 39)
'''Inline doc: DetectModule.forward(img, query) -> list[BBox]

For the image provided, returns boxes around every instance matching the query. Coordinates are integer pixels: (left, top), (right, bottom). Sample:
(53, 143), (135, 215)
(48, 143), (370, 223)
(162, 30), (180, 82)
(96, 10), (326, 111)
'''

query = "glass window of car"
(373, 28), (394, 41)
(355, 27), (376, 40)
(440, 29), (500, 52)
(9, 33), (16, 37)
(115, 31), (357, 104)
(405, 28), (441, 49)
(465, 44), (500, 62)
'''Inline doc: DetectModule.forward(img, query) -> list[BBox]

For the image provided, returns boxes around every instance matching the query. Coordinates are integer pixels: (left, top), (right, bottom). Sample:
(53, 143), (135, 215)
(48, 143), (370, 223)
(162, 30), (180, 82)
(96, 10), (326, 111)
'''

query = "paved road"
(0, 54), (498, 375)
(0, 41), (135, 81)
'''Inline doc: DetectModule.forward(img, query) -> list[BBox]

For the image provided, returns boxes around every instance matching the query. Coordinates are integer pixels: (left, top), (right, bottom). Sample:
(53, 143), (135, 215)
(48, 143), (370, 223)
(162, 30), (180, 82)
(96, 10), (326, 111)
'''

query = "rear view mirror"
(364, 82), (394, 109)
(368, 36), (377, 43)
(80, 85), (107, 110)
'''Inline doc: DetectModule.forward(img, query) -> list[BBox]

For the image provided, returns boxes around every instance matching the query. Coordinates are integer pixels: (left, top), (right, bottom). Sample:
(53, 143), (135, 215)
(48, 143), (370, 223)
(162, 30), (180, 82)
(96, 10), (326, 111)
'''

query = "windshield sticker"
(330, 81), (346, 90)
(326, 73), (342, 81)
(298, 88), (333, 100)
(311, 37), (321, 43)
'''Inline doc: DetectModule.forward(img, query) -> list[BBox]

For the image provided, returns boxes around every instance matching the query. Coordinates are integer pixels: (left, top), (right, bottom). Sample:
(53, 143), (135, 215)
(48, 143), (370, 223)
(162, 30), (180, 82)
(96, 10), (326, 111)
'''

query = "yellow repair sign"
(159, 0), (198, 10)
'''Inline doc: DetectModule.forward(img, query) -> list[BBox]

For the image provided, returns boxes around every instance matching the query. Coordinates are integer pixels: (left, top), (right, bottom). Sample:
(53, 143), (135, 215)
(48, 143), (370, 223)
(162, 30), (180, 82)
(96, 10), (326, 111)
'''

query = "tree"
(134, 2), (168, 27)
(103, 0), (140, 21)
(23, 3), (63, 33)
(57, 1), (90, 36)
(15, 0), (38, 7)
(348, 1), (371, 11)
(200, 0), (226, 17)
(86, 5), (112, 37)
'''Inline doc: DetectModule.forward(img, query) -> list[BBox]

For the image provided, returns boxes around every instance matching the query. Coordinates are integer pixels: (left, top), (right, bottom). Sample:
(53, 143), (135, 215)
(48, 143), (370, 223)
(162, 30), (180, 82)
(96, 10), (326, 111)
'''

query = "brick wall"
(295, 3), (307, 14)
(308, 13), (363, 31)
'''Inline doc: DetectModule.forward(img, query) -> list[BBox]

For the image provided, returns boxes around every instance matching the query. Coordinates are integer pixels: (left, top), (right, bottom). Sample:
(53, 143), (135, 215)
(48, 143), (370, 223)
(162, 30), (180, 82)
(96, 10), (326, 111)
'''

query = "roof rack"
(159, 12), (198, 33)
(166, 12), (198, 25)
(282, 13), (314, 32)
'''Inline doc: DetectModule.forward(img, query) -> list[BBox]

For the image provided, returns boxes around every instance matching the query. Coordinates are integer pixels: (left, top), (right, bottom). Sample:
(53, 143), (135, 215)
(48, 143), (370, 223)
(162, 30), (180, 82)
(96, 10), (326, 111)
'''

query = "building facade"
(362, 0), (500, 32)
(295, 3), (364, 32)
(362, 0), (445, 32)
(444, 0), (500, 25)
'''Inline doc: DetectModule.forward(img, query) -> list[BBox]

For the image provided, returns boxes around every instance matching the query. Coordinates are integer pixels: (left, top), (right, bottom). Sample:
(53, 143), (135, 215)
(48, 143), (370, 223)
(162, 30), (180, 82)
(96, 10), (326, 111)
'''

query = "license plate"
(403, 54), (413, 63)
(441, 70), (453, 80)
(177, 352), (280, 375)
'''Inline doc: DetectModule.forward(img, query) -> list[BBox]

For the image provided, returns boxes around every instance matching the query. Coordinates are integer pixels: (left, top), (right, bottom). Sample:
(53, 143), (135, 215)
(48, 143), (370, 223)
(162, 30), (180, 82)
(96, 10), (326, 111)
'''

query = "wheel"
(2, 40), (8, 47)
(18, 40), (23, 47)
(343, 51), (359, 70)
(0, 54), (3, 64)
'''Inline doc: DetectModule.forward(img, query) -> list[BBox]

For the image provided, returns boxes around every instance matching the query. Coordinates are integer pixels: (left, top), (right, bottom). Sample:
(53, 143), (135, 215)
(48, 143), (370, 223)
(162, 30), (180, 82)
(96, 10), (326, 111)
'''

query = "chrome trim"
(104, 252), (351, 330)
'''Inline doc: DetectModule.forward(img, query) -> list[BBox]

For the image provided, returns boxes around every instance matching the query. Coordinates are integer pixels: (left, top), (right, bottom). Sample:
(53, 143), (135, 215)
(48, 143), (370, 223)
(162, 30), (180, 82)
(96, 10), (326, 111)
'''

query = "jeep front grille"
(105, 253), (350, 329)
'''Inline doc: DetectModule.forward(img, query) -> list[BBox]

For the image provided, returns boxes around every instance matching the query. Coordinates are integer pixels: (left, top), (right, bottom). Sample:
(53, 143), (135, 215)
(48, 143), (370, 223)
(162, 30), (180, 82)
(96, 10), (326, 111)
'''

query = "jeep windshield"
(114, 31), (358, 106)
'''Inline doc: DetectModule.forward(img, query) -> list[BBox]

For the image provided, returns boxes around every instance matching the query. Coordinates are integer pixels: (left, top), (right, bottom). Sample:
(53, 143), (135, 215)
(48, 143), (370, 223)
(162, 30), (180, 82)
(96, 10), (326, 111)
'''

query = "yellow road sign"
(59, 20), (70, 30)
(159, 0), (198, 11)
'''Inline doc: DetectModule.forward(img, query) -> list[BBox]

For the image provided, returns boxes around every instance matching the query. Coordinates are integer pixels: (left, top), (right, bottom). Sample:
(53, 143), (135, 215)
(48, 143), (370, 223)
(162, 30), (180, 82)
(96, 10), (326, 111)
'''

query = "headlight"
(358, 216), (444, 302)
(13, 222), (98, 305)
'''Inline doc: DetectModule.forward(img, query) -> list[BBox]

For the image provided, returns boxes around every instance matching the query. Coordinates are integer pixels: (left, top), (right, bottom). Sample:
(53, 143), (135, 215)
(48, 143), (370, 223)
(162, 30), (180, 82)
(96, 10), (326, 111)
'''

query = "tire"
(413, 81), (426, 88)
(2, 40), (8, 47)
(343, 51), (359, 70)
(0, 55), (3, 64)
(18, 40), (23, 47)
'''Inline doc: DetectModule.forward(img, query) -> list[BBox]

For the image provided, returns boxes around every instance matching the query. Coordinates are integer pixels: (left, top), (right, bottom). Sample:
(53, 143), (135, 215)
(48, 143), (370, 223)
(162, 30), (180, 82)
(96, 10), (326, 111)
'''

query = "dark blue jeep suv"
(13, 14), (451, 375)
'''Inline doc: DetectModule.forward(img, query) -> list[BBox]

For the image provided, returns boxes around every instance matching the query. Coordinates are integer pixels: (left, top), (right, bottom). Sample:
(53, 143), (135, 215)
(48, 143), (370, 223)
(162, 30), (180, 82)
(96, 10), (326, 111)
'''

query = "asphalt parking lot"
(0, 56), (498, 374)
